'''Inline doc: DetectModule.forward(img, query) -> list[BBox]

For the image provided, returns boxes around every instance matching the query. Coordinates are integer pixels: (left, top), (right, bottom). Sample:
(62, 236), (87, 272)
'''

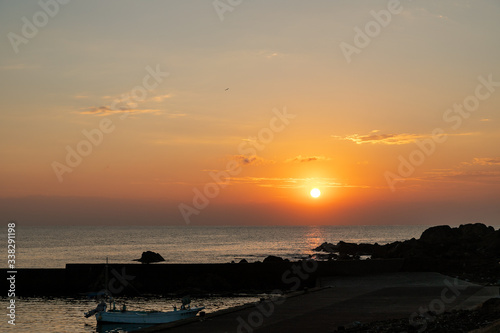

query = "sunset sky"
(1, 0), (499, 225)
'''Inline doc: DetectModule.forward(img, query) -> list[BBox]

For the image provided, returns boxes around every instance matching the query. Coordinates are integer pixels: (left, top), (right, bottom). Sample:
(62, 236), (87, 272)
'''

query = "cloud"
(333, 130), (476, 145)
(422, 170), (500, 184)
(285, 155), (331, 163)
(78, 106), (161, 116)
(416, 157), (500, 184)
(256, 50), (284, 59)
(333, 130), (425, 145)
(230, 155), (270, 166)
(470, 157), (500, 166)
(152, 94), (172, 102)
(229, 177), (368, 189)
(400, 6), (455, 23)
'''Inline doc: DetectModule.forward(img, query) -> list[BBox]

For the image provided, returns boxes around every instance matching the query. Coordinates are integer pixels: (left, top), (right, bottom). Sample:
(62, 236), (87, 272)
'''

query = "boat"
(85, 297), (205, 324)
(94, 306), (205, 324)
(84, 258), (204, 325)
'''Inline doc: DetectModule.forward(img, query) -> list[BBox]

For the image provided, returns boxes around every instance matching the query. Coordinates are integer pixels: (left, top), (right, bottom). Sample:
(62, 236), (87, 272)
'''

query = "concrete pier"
(2, 259), (403, 296)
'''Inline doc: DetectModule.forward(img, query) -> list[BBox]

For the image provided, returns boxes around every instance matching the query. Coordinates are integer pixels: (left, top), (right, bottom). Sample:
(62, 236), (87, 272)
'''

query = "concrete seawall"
(2, 259), (403, 296)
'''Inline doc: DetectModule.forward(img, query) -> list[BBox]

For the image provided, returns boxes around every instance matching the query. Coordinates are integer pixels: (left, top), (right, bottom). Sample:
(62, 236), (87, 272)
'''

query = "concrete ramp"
(136, 272), (498, 333)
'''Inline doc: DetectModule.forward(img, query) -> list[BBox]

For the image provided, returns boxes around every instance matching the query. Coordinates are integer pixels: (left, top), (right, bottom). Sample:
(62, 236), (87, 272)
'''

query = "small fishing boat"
(85, 296), (204, 324)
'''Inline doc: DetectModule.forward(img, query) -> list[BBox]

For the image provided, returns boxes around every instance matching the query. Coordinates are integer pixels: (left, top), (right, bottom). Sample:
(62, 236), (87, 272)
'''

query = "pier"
(2, 259), (403, 296)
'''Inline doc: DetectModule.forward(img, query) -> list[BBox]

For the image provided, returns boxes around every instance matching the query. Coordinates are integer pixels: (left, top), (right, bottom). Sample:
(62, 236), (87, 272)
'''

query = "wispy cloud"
(78, 106), (161, 116)
(400, 6), (455, 23)
(333, 130), (426, 145)
(256, 50), (284, 59)
(469, 157), (500, 166)
(229, 177), (354, 189)
(417, 157), (500, 184)
(151, 94), (172, 102)
(285, 155), (331, 163)
(422, 170), (500, 184)
(230, 155), (271, 166)
(333, 130), (476, 145)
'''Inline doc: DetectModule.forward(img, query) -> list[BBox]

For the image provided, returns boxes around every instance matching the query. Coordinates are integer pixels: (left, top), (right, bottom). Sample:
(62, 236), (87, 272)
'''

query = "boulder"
(478, 229), (500, 255)
(337, 241), (358, 255)
(458, 223), (495, 242)
(313, 241), (375, 256)
(481, 298), (500, 315)
(263, 255), (285, 263)
(313, 242), (337, 253)
(419, 225), (458, 244)
(133, 251), (165, 264)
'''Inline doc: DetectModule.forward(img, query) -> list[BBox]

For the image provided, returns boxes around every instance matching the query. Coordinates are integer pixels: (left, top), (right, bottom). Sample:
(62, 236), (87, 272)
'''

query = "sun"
(310, 188), (321, 198)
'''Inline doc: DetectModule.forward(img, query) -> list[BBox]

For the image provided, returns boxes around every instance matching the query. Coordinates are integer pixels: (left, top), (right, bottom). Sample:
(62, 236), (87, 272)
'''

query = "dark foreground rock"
(133, 251), (166, 264)
(263, 255), (289, 263)
(313, 223), (500, 283)
(333, 298), (500, 333)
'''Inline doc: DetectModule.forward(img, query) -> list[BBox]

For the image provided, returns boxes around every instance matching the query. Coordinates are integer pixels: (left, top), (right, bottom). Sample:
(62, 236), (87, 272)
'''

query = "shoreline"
(133, 272), (500, 333)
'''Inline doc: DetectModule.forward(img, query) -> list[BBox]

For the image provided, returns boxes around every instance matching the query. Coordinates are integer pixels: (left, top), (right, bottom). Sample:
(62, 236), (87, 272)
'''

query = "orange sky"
(1, 1), (499, 225)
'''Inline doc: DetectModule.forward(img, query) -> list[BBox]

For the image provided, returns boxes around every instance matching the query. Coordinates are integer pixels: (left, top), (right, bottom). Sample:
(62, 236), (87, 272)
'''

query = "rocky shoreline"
(333, 298), (500, 333)
(312, 223), (500, 285)
(309, 223), (500, 332)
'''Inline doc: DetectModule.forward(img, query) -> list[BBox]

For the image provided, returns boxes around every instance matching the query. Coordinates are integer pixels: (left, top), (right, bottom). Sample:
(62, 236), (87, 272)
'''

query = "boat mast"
(105, 257), (109, 294)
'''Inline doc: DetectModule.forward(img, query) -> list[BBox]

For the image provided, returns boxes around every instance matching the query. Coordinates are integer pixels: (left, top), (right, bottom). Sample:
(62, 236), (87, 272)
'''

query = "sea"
(0, 224), (452, 332)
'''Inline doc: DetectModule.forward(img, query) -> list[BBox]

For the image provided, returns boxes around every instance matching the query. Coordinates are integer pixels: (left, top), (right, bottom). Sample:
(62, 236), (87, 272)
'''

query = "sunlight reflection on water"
(0, 295), (260, 333)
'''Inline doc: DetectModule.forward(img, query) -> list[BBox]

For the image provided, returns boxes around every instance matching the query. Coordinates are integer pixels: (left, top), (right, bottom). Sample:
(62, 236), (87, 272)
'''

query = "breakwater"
(2, 259), (403, 296)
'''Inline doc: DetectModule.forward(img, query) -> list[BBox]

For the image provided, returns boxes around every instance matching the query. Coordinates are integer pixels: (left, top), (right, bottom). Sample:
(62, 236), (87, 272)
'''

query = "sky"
(0, 0), (499, 226)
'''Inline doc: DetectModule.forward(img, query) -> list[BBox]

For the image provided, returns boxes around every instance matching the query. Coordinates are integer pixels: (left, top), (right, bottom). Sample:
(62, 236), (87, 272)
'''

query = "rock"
(238, 259), (248, 264)
(314, 241), (375, 257)
(481, 298), (500, 315)
(313, 242), (337, 253)
(478, 230), (500, 254)
(263, 255), (285, 263)
(311, 224), (500, 282)
(133, 251), (165, 264)
(458, 223), (495, 242)
(313, 253), (338, 260)
(337, 241), (359, 255)
(419, 225), (458, 244)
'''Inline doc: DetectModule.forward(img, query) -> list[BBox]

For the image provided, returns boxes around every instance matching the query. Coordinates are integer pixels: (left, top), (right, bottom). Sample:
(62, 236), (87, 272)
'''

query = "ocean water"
(2, 225), (431, 269)
(0, 225), (449, 332)
(0, 295), (261, 333)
